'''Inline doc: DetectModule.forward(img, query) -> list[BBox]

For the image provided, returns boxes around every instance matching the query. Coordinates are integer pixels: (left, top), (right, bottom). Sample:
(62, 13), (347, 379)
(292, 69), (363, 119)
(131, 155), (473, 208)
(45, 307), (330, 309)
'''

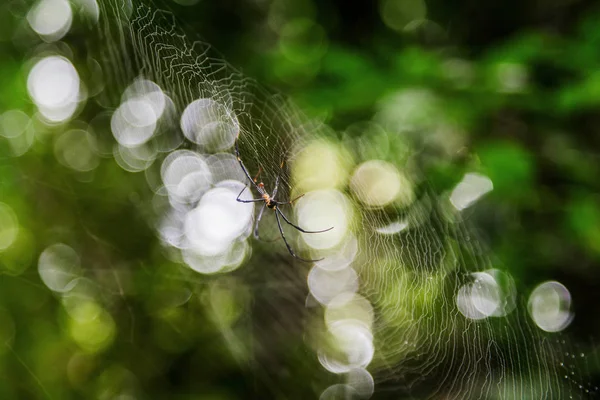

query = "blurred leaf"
(477, 140), (535, 201)
(567, 193), (600, 256)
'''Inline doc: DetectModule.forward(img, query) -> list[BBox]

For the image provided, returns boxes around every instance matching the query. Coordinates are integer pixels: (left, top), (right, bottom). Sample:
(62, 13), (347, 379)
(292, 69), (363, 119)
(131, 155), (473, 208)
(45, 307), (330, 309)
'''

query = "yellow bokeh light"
(350, 160), (414, 208)
(293, 139), (351, 192)
(68, 301), (116, 353)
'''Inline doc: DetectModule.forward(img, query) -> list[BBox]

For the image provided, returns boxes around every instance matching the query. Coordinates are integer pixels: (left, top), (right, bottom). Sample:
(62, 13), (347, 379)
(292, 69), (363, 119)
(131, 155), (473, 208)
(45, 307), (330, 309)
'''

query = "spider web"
(16, 0), (598, 398)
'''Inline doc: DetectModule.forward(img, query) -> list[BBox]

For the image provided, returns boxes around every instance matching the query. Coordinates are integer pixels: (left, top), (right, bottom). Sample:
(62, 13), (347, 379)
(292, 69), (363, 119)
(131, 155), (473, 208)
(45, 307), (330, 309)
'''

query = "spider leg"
(253, 166), (262, 183)
(254, 203), (266, 238)
(235, 134), (264, 194)
(253, 205), (281, 242)
(236, 185), (263, 203)
(276, 193), (305, 205)
(271, 175), (280, 199)
(276, 207), (334, 234)
(271, 161), (285, 198)
(275, 208), (323, 262)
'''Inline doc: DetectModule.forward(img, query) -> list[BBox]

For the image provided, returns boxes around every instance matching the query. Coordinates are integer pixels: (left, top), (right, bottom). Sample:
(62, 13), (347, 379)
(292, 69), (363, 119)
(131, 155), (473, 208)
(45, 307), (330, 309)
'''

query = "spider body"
(234, 135), (332, 262)
(258, 188), (276, 208)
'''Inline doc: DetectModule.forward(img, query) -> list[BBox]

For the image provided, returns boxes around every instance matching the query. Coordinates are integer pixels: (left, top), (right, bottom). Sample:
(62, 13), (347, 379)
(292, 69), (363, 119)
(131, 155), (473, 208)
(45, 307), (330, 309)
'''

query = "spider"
(234, 135), (333, 262)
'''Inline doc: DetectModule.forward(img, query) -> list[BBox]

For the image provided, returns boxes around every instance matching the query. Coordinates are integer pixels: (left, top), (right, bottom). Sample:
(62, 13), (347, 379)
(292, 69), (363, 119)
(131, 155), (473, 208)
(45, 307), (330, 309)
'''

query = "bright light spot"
(28, 57), (75, 106)
(0, 203), (19, 251)
(185, 188), (251, 255)
(325, 293), (374, 331)
(183, 237), (248, 275)
(111, 79), (167, 148)
(528, 281), (574, 333)
(161, 150), (213, 206)
(351, 160), (413, 208)
(314, 234), (358, 272)
(67, 301), (116, 353)
(308, 265), (358, 305)
(38, 243), (81, 293)
(375, 219), (408, 235)
(486, 269), (517, 317)
(346, 368), (375, 399)
(180, 98), (238, 152)
(456, 284), (487, 321)
(164, 178), (254, 275)
(183, 248), (230, 274)
(318, 320), (374, 374)
(123, 79), (167, 121)
(456, 270), (516, 320)
(450, 173), (493, 211)
(27, 56), (81, 123)
(380, 0), (427, 32)
(111, 100), (157, 147)
(54, 129), (99, 172)
(27, 0), (73, 42)
(294, 140), (350, 192)
(469, 272), (501, 316)
(319, 384), (360, 400)
(296, 189), (351, 250)
(184, 181), (253, 257)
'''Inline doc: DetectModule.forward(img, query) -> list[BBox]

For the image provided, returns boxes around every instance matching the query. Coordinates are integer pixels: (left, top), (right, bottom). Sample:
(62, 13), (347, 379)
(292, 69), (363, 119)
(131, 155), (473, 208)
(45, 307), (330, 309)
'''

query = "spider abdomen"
(261, 193), (276, 209)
